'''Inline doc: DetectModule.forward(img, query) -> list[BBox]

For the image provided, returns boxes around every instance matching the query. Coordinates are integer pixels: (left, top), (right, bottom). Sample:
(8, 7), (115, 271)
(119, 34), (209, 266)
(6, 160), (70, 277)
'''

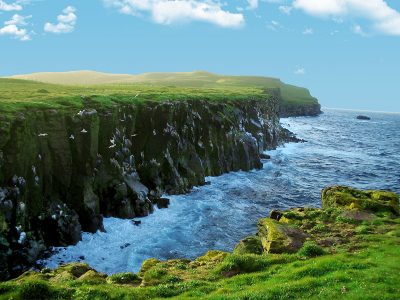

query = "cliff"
(0, 92), (293, 279)
(1, 186), (398, 299)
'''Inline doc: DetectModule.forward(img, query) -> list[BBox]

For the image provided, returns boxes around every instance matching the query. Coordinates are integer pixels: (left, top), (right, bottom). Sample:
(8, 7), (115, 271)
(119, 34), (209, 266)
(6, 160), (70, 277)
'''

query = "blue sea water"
(43, 109), (400, 274)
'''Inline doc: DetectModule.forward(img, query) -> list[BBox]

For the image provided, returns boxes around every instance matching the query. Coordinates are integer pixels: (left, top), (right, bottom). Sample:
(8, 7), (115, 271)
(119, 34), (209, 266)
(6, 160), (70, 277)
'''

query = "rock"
(322, 186), (399, 215)
(356, 115), (371, 120)
(257, 218), (307, 254)
(260, 153), (271, 159)
(155, 197), (170, 209)
(233, 236), (263, 255)
(131, 220), (141, 226)
(269, 209), (284, 221)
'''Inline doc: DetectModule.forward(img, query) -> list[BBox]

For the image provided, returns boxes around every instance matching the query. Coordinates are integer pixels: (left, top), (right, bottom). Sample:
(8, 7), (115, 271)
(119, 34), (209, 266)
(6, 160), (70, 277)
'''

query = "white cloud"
(247, 0), (258, 10)
(302, 27), (313, 35)
(44, 6), (77, 34)
(292, 0), (400, 36)
(104, 0), (245, 28)
(0, 0), (22, 11)
(0, 13), (31, 40)
(5, 14), (31, 26)
(0, 24), (30, 40)
(294, 67), (305, 75)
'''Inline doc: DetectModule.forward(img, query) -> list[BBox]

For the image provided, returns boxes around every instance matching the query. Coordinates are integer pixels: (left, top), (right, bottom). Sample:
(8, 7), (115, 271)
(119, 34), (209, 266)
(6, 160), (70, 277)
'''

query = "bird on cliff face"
(81, 129), (88, 133)
(38, 133), (48, 137)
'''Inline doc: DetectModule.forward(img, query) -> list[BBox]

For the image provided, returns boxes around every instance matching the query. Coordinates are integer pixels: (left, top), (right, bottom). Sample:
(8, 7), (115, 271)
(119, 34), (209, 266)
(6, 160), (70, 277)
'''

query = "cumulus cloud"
(44, 6), (77, 34)
(0, 24), (30, 41)
(104, 0), (245, 28)
(5, 14), (31, 26)
(0, 13), (31, 40)
(292, 0), (400, 36)
(0, 0), (22, 11)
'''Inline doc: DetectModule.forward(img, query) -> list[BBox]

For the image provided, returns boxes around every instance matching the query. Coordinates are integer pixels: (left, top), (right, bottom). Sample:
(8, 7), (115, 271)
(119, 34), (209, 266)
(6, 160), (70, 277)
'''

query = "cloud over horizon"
(44, 6), (77, 34)
(103, 0), (245, 28)
(292, 0), (400, 36)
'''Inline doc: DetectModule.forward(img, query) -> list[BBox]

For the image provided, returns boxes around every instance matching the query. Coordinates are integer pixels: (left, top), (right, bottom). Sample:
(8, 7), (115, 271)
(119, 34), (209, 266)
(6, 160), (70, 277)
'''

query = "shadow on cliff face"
(0, 95), (303, 279)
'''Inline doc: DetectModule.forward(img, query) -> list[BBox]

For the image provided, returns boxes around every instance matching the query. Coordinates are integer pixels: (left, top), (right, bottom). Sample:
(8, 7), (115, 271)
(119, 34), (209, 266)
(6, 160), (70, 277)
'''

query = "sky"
(1, 0), (400, 112)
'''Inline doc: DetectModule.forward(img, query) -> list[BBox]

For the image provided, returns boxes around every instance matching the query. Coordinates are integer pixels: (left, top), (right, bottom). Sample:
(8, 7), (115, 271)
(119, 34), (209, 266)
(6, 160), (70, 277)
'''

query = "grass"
(1, 205), (399, 300)
(0, 71), (319, 117)
(0, 78), (268, 116)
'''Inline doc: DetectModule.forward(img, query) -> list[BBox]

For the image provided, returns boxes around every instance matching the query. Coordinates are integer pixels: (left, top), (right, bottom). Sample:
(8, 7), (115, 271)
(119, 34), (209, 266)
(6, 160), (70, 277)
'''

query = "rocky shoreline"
(1, 186), (398, 299)
(0, 94), (311, 280)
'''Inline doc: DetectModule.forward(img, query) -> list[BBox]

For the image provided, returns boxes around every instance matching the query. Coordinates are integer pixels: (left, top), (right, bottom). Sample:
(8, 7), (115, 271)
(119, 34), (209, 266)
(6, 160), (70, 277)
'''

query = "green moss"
(322, 186), (399, 215)
(19, 280), (57, 300)
(214, 254), (270, 275)
(233, 236), (263, 255)
(297, 242), (325, 258)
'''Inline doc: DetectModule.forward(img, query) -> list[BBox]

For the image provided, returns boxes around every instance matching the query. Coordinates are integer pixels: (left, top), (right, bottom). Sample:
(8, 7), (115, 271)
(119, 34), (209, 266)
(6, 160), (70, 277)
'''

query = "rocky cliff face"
(0, 96), (290, 279)
(279, 102), (322, 118)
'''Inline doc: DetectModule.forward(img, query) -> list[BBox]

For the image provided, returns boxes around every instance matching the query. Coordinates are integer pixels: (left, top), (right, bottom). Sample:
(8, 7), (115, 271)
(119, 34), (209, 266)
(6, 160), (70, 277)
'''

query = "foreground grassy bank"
(1, 186), (398, 299)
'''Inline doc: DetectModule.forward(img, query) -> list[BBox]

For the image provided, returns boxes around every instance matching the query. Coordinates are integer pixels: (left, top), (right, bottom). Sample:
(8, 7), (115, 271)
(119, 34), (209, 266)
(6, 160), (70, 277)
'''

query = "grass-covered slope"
(1, 186), (398, 299)
(4, 71), (320, 115)
(0, 77), (267, 116)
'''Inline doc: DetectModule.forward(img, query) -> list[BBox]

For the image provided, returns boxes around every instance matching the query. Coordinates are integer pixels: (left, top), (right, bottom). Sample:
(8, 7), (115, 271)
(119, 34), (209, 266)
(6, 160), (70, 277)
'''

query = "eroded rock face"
(0, 97), (287, 279)
(322, 186), (399, 215)
(257, 218), (307, 254)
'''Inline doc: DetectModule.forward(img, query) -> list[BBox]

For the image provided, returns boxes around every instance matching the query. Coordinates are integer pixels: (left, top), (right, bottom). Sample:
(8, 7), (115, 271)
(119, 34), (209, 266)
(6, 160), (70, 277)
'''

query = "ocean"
(42, 108), (400, 274)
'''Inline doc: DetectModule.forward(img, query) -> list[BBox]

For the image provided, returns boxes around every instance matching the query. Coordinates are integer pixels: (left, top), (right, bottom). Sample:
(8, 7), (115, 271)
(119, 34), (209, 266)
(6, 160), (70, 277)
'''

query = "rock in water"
(356, 115), (371, 120)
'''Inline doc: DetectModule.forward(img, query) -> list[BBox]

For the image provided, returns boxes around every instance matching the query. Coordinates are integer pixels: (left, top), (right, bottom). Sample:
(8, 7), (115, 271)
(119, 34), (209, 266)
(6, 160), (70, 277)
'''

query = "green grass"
(0, 77), (269, 116)
(1, 71), (319, 117)
(0, 233), (398, 300)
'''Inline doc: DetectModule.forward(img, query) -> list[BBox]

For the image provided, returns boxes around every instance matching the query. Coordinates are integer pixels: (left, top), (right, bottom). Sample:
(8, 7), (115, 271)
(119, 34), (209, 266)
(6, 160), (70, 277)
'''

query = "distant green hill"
(6, 70), (319, 106)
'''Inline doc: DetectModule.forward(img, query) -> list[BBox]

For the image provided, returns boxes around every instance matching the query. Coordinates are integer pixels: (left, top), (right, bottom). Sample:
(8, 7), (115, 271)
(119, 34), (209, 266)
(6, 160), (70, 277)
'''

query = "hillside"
(5, 71), (320, 110)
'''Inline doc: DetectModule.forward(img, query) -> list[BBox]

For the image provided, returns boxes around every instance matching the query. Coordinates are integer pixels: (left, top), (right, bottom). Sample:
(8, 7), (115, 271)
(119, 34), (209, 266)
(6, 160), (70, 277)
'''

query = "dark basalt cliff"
(279, 101), (322, 117)
(0, 95), (296, 279)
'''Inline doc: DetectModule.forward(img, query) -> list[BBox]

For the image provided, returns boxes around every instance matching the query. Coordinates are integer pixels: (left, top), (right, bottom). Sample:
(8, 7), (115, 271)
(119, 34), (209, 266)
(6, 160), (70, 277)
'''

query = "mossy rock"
(233, 236), (263, 255)
(77, 270), (107, 284)
(257, 218), (307, 254)
(322, 186), (399, 215)
(57, 262), (92, 278)
(107, 272), (141, 285)
(139, 258), (161, 276)
(19, 280), (55, 300)
(49, 271), (76, 283)
(194, 250), (229, 266)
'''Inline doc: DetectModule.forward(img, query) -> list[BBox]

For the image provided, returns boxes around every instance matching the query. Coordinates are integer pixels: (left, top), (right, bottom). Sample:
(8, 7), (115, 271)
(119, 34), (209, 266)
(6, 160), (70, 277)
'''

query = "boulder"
(322, 186), (399, 215)
(233, 236), (263, 255)
(257, 218), (307, 254)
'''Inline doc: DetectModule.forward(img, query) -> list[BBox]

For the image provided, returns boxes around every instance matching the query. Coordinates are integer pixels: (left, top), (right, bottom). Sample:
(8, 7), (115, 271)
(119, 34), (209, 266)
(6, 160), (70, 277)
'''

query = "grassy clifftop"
(0, 77), (268, 116)
(1, 186), (398, 299)
(2, 71), (319, 116)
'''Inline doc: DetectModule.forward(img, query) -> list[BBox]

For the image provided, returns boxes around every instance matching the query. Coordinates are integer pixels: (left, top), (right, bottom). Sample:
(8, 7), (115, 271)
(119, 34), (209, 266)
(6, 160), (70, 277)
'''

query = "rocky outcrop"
(0, 96), (288, 279)
(322, 186), (399, 215)
(279, 102), (322, 117)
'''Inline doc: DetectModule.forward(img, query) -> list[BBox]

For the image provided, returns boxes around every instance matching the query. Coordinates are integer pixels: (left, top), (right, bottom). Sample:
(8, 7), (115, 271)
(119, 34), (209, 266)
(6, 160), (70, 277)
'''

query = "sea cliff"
(0, 93), (297, 279)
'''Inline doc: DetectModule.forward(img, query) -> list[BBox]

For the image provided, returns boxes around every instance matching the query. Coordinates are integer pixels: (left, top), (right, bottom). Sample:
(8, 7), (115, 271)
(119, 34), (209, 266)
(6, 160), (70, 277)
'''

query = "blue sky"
(1, 0), (400, 112)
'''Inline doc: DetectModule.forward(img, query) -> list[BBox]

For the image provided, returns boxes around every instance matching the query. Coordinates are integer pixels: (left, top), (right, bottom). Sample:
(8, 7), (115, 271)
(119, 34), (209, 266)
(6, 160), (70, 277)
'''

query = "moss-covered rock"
(322, 186), (399, 215)
(257, 218), (307, 254)
(139, 258), (161, 277)
(233, 236), (263, 255)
